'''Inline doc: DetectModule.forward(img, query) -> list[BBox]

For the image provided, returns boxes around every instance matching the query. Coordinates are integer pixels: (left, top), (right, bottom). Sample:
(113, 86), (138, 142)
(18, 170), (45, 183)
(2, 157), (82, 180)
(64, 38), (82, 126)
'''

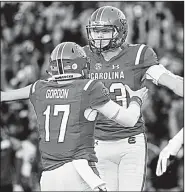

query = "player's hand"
(156, 144), (177, 176)
(156, 132), (183, 177)
(125, 85), (148, 104)
(156, 144), (171, 176)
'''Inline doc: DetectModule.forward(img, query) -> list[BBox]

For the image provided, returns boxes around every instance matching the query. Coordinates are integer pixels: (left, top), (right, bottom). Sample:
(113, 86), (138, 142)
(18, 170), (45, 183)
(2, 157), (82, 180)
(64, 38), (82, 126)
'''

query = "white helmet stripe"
(96, 7), (101, 21)
(55, 44), (61, 75)
(60, 42), (67, 74)
(99, 6), (106, 23)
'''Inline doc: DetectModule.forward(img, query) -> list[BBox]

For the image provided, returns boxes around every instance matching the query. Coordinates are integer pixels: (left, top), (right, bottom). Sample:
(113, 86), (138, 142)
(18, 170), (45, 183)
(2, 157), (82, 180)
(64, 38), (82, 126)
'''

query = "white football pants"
(95, 133), (147, 191)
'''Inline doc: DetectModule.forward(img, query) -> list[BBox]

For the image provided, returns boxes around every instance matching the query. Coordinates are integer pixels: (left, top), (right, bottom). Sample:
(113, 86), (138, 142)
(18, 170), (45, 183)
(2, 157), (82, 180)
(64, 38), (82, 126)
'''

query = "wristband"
(130, 96), (142, 107)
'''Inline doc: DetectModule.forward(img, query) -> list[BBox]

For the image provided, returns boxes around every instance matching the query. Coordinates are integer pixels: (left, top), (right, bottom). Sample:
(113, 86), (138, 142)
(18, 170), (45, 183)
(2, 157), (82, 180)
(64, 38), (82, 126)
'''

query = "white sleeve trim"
(83, 79), (94, 91)
(135, 44), (145, 65)
(145, 64), (168, 85)
(31, 80), (39, 94)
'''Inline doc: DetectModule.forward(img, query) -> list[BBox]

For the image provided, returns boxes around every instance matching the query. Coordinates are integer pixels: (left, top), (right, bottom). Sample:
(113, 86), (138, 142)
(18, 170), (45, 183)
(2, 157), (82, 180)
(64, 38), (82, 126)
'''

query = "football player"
(84, 5), (183, 191)
(156, 128), (184, 176)
(1, 42), (148, 191)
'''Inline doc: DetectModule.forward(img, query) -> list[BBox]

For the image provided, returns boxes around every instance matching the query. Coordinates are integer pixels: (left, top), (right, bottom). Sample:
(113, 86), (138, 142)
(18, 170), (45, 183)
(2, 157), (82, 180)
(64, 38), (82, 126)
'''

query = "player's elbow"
(124, 117), (138, 127)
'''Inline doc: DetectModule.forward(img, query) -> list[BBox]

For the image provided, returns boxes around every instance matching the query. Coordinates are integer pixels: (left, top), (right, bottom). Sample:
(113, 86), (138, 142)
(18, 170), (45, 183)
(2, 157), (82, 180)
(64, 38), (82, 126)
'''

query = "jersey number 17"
(43, 104), (70, 142)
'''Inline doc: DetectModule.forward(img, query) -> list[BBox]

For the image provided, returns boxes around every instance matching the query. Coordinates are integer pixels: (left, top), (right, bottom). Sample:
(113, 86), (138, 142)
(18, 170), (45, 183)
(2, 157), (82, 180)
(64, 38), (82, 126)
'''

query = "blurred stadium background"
(1, 1), (184, 191)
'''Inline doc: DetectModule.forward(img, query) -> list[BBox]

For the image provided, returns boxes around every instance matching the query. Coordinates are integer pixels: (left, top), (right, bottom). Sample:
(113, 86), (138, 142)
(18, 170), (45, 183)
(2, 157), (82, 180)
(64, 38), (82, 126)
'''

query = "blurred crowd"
(1, 1), (184, 191)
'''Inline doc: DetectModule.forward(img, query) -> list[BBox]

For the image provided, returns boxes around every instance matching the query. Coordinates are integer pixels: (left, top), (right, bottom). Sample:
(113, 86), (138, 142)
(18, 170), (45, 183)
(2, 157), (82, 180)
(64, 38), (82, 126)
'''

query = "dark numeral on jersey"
(109, 83), (128, 108)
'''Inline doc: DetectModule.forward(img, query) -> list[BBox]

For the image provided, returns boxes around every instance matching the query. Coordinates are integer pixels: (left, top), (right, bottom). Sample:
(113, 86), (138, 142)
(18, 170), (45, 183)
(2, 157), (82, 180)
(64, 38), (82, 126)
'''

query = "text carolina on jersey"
(90, 71), (125, 80)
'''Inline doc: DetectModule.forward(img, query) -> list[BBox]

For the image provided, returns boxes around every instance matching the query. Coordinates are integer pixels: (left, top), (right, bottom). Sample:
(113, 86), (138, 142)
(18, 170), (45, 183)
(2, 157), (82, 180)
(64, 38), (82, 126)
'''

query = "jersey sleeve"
(140, 46), (160, 86)
(142, 46), (159, 67)
(88, 81), (110, 108)
(29, 80), (40, 104)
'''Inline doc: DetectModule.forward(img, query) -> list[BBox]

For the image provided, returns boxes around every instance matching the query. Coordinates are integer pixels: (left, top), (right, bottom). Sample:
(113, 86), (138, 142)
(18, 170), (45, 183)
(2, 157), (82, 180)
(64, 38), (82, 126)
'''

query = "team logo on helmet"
(95, 63), (102, 70)
(72, 63), (78, 70)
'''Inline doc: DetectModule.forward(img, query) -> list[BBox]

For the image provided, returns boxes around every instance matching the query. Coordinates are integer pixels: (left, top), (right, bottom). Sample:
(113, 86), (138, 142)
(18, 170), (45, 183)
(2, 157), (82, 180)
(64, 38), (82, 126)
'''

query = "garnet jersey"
(29, 79), (110, 171)
(84, 43), (159, 140)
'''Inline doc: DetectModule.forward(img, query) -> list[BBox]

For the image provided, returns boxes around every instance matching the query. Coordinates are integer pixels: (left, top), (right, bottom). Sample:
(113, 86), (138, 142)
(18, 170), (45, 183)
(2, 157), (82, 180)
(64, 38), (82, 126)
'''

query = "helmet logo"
(95, 63), (102, 70)
(72, 63), (78, 70)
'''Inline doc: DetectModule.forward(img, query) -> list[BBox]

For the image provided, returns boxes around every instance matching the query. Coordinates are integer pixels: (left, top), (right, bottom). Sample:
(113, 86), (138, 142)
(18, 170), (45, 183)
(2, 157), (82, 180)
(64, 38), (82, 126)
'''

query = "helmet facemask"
(86, 23), (119, 54)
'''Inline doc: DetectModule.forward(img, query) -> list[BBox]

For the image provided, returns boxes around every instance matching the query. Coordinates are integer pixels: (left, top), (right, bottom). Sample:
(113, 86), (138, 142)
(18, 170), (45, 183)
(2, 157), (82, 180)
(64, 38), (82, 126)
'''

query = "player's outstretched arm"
(1, 85), (32, 102)
(156, 128), (184, 176)
(145, 64), (183, 97)
(158, 73), (183, 97)
(94, 86), (148, 127)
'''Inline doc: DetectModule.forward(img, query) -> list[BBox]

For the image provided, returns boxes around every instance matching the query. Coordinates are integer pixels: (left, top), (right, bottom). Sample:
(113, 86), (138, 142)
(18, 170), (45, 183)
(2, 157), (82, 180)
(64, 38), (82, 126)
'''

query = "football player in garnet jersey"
(1, 42), (148, 191)
(84, 5), (183, 191)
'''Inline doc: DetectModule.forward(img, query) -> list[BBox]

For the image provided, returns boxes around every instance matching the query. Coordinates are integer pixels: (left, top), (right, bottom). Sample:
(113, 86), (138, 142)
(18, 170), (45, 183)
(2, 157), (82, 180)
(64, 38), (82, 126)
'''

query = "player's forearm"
(113, 98), (141, 127)
(158, 73), (183, 97)
(145, 64), (183, 97)
(1, 90), (27, 101)
(94, 98), (141, 127)
(168, 128), (184, 152)
(172, 76), (183, 97)
(1, 85), (32, 102)
(173, 78), (183, 97)
(72, 159), (106, 190)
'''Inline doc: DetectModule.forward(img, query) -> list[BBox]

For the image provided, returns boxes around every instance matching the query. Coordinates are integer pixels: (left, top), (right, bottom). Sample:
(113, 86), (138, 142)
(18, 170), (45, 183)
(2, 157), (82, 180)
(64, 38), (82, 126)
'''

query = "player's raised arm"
(91, 82), (148, 127)
(156, 128), (184, 176)
(1, 84), (32, 102)
(145, 64), (183, 97)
